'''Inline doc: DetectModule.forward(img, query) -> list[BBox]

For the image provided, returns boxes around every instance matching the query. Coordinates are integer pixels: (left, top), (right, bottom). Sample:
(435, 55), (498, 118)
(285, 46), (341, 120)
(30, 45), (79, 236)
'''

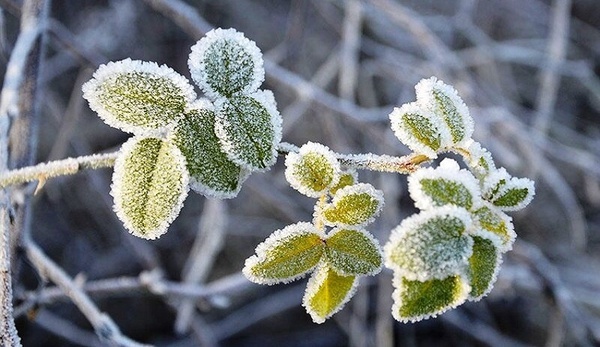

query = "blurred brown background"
(1, 0), (599, 346)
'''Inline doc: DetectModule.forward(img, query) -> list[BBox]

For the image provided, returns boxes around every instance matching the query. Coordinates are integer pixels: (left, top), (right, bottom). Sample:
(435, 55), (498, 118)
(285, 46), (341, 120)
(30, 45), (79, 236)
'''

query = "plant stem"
(0, 152), (118, 189)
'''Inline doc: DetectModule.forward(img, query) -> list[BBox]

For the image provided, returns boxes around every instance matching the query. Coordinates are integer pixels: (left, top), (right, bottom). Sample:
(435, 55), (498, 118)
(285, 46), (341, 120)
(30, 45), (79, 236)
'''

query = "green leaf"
(172, 101), (247, 198)
(329, 170), (357, 195)
(390, 102), (442, 158)
(472, 205), (515, 251)
(303, 264), (358, 324)
(483, 169), (535, 211)
(111, 137), (189, 239)
(243, 222), (325, 284)
(325, 228), (382, 276)
(323, 183), (384, 227)
(215, 92), (280, 171)
(392, 274), (469, 322)
(419, 178), (473, 209)
(415, 77), (474, 147)
(285, 142), (340, 198)
(188, 28), (264, 98)
(384, 207), (473, 281)
(468, 236), (501, 300)
(82, 58), (195, 134)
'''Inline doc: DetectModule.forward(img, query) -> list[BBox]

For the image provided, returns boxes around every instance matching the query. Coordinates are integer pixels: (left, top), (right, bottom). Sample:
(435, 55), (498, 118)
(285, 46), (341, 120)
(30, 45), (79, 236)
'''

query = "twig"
(339, 0), (362, 101)
(33, 309), (105, 347)
(23, 235), (151, 347)
(0, 152), (118, 189)
(175, 199), (227, 334)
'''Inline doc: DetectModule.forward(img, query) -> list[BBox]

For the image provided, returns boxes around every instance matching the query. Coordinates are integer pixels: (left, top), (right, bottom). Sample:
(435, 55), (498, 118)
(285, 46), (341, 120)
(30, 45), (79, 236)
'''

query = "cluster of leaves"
(243, 142), (384, 323)
(384, 79), (535, 322)
(83, 28), (281, 239)
(82, 27), (536, 325)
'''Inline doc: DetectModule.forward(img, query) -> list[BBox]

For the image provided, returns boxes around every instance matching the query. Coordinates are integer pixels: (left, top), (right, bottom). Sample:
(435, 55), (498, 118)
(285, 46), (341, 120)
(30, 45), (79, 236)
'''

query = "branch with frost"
(23, 235), (151, 347)
(0, 152), (118, 188)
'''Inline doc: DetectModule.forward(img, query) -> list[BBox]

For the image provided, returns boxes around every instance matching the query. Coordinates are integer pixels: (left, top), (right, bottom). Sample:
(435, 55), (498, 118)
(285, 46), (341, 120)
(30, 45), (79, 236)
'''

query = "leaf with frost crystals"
(408, 158), (481, 210)
(82, 58), (196, 135)
(461, 141), (496, 178)
(482, 168), (535, 211)
(111, 137), (189, 239)
(329, 169), (357, 195)
(215, 90), (282, 171)
(391, 274), (470, 323)
(323, 183), (384, 228)
(472, 204), (516, 251)
(285, 142), (341, 198)
(467, 234), (502, 300)
(188, 28), (264, 99)
(415, 77), (474, 147)
(325, 228), (383, 276)
(389, 102), (444, 158)
(384, 206), (473, 281)
(171, 100), (248, 199)
(243, 222), (325, 284)
(303, 263), (358, 324)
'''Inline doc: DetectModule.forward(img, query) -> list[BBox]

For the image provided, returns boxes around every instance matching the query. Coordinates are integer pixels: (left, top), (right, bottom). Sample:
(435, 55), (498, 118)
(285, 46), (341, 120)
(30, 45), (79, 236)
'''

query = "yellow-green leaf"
(468, 236), (501, 300)
(111, 137), (189, 239)
(472, 205), (515, 251)
(323, 183), (383, 227)
(285, 142), (340, 198)
(303, 264), (358, 324)
(390, 102), (441, 158)
(392, 274), (469, 322)
(82, 58), (195, 134)
(329, 170), (357, 195)
(243, 223), (325, 284)
(419, 178), (473, 209)
(325, 228), (382, 276)
(172, 101), (247, 199)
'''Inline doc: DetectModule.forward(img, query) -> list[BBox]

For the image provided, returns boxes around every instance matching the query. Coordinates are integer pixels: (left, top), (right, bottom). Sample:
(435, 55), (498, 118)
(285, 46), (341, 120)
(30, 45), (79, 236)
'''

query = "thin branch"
(23, 235), (151, 347)
(0, 152), (118, 189)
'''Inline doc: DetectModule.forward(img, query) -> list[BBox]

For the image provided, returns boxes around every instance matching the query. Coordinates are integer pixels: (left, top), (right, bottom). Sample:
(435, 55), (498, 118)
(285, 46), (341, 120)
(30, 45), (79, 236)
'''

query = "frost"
(462, 141), (496, 178)
(171, 100), (249, 199)
(384, 206), (474, 281)
(303, 263), (359, 324)
(482, 168), (535, 211)
(391, 273), (470, 323)
(323, 183), (384, 228)
(82, 58), (196, 135)
(111, 136), (189, 239)
(472, 204), (516, 251)
(389, 102), (445, 158)
(415, 77), (474, 147)
(408, 158), (482, 210)
(329, 169), (358, 195)
(285, 142), (341, 198)
(214, 93), (279, 171)
(243, 222), (325, 285)
(325, 228), (383, 276)
(188, 28), (264, 99)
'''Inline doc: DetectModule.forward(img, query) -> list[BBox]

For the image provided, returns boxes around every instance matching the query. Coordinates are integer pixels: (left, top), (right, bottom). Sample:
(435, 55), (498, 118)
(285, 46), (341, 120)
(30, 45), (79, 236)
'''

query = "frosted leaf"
(384, 206), (474, 281)
(285, 142), (341, 198)
(467, 235), (502, 300)
(389, 102), (445, 158)
(323, 183), (384, 228)
(408, 158), (481, 210)
(482, 168), (535, 211)
(111, 137), (189, 239)
(188, 28), (264, 99)
(303, 263), (358, 324)
(171, 100), (249, 199)
(472, 204), (516, 251)
(391, 274), (470, 323)
(325, 228), (383, 276)
(215, 91), (281, 171)
(329, 169), (358, 195)
(415, 77), (474, 147)
(243, 222), (325, 285)
(82, 58), (196, 134)
(462, 141), (496, 178)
